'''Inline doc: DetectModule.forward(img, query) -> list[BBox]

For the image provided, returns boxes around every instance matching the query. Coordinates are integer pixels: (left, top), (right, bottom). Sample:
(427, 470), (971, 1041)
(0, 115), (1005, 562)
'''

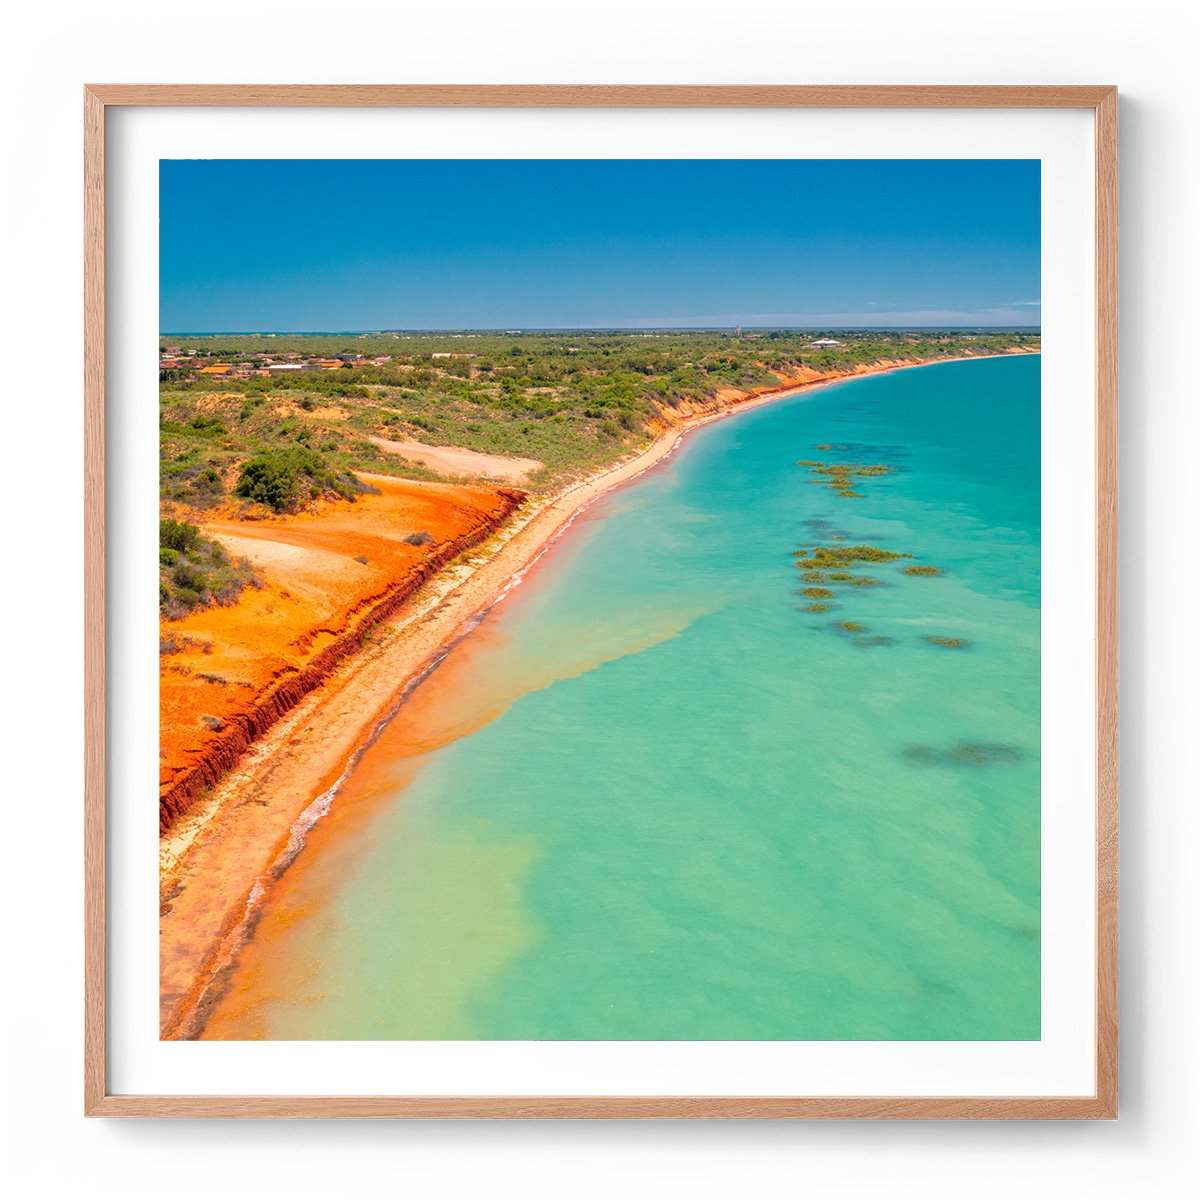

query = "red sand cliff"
(642, 358), (933, 434)
(159, 475), (525, 833)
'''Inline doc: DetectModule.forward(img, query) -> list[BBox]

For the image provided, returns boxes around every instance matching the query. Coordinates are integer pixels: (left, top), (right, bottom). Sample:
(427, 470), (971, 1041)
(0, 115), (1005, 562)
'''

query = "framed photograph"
(86, 85), (1117, 1118)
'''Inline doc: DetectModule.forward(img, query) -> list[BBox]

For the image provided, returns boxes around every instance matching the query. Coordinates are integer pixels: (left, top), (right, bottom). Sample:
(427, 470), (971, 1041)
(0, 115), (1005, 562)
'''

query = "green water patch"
(926, 636), (972, 649)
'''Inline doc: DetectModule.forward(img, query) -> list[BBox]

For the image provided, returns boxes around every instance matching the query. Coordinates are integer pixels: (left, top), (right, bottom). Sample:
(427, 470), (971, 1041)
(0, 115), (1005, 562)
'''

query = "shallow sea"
(202, 354), (1041, 1041)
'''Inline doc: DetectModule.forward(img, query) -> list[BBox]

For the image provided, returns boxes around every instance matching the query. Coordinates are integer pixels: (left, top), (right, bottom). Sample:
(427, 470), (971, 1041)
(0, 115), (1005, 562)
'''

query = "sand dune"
(367, 435), (542, 482)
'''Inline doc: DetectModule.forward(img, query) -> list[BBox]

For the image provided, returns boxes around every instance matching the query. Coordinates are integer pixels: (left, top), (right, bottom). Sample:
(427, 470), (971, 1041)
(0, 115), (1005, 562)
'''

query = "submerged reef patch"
(903, 742), (1024, 768)
(791, 454), (954, 648)
(791, 541), (923, 646)
(796, 456), (892, 499)
(793, 544), (911, 568)
(796, 453), (895, 500)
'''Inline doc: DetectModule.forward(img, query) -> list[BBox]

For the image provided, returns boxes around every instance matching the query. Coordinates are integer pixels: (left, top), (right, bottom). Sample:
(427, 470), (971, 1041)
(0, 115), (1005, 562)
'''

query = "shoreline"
(159, 348), (1036, 1038)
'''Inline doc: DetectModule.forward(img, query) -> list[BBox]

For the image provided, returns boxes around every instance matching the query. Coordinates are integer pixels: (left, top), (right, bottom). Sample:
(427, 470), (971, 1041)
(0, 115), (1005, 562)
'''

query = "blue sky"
(160, 160), (1039, 331)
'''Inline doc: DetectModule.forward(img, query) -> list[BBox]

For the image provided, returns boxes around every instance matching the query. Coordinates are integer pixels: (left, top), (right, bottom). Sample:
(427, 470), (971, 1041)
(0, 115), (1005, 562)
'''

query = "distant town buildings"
(159, 346), (450, 380)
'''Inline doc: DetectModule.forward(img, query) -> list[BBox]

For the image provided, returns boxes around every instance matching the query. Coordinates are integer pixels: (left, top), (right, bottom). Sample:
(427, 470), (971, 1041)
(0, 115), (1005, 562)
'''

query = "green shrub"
(234, 446), (362, 513)
(160, 517), (203, 553)
(171, 586), (204, 612)
(172, 562), (207, 593)
(159, 522), (262, 620)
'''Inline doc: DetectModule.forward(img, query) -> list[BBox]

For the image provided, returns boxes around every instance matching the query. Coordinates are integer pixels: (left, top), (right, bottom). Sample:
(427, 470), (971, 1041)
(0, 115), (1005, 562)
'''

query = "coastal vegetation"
(233, 446), (375, 513)
(161, 330), (1037, 509)
(159, 518), (261, 619)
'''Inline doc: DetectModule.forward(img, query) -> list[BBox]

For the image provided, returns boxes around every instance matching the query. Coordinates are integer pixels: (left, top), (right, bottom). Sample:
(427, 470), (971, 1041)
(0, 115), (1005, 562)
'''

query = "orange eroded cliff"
(158, 473), (525, 833)
(642, 359), (934, 433)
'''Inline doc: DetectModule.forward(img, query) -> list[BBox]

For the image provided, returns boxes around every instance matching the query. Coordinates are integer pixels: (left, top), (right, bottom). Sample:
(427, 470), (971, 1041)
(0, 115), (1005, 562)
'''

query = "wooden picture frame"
(85, 84), (1117, 1119)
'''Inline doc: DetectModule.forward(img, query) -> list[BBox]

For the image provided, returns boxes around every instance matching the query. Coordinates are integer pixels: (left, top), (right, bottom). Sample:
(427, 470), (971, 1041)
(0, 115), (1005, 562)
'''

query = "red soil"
(158, 474), (525, 833)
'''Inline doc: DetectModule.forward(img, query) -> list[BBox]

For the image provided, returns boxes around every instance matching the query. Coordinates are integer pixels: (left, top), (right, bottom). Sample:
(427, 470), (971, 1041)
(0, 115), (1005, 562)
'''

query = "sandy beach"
(159, 349), (1034, 1038)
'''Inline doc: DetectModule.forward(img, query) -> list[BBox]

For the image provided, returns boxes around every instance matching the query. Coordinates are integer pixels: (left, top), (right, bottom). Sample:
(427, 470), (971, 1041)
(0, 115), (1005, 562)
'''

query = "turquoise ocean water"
(204, 355), (1041, 1041)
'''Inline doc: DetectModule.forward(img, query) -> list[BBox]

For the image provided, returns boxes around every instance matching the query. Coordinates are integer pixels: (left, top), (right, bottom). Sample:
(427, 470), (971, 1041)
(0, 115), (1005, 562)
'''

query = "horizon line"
(160, 325), (1043, 337)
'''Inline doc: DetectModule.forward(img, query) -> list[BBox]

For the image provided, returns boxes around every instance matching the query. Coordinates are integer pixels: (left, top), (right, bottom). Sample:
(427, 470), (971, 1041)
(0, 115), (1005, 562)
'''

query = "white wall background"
(1, 1), (1195, 1196)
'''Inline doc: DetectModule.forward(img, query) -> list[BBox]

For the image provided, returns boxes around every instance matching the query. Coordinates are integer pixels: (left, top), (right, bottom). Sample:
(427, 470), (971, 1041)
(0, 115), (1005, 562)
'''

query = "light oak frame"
(84, 84), (1118, 1119)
